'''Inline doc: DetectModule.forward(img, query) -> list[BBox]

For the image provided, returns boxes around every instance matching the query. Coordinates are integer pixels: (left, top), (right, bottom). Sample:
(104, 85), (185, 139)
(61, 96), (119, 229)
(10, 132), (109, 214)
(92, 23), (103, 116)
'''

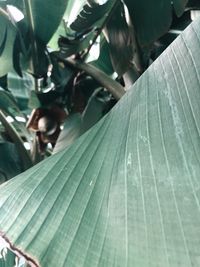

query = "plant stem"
(82, 0), (121, 61)
(57, 56), (126, 100)
(24, 0), (39, 91)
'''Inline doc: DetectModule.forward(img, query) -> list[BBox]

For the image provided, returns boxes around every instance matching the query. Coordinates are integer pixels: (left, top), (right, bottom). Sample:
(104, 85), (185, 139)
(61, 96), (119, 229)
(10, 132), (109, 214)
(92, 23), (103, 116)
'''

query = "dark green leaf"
(0, 142), (22, 182)
(81, 88), (114, 133)
(104, 3), (139, 76)
(0, 110), (32, 171)
(173, 0), (188, 17)
(0, 14), (17, 77)
(70, 0), (114, 32)
(34, 0), (68, 43)
(0, 243), (15, 267)
(124, 0), (188, 47)
(57, 31), (95, 58)
(50, 52), (74, 92)
(7, 72), (33, 111)
(54, 90), (114, 154)
(92, 41), (114, 75)
(0, 76), (8, 91)
(0, 27), (7, 56)
(12, 34), (23, 77)
(53, 113), (82, 154)
(0, 16), (200, 267)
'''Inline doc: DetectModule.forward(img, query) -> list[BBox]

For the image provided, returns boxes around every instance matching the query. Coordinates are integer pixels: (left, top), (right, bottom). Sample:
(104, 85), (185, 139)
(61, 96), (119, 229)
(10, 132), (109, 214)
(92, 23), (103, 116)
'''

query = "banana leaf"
(0, 14), (17, 77)
(0, 0), (68, 76)
(26, 0), (68, 44)
(124, 0), (188, 47)
(5, 0), (68, 44)
(0, 16), (200, 267)
(70, 0), (115, 32)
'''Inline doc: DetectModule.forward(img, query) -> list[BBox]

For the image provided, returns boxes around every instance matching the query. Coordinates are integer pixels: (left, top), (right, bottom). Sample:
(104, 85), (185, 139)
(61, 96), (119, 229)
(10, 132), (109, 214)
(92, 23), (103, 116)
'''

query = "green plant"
(0, 0), (200, 266)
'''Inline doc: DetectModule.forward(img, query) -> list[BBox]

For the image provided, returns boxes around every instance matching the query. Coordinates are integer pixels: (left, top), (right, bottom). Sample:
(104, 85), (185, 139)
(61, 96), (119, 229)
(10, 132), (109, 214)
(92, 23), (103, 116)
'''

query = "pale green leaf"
(0, 15), (17, 77)
(1, 17), (200, 267)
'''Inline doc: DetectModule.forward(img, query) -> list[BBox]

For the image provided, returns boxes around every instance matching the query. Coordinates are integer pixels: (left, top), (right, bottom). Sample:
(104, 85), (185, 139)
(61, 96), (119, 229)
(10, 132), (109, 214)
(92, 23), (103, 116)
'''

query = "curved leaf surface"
(6, 0), (68, 44)
(48, 0), (86, 49)
(103, 3), (140, 76)
(0, 15), (17, 77)
(53, 113), (82, 154)
(70, 0), (114, 32)
(124, 0), (188, 47)
(29, 0), (68, 44)
(0, 17), (200, 267)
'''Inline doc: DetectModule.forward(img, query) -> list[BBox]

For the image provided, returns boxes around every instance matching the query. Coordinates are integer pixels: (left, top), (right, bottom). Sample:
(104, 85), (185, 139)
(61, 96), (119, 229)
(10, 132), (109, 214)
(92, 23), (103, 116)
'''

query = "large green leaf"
(0, 0), (68, 76)
(103, 2), (141, 77)
(0, 14), (17, 77)
(1, 17), (200, 267)
(6, 0), (68, 44)
(28, 0), (68, 44)
(124, 0), (189, 47)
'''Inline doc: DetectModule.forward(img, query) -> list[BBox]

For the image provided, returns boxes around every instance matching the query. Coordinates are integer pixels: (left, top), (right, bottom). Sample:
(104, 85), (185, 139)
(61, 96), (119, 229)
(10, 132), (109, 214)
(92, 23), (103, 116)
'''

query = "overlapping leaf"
(6, 0), (68, 44)
(48, 0), (86, 49)
(0, 16), (200, 267)
(0, 88), (31, 143)
(0, 142), (22, 182)
(70, 0), (115, 32)
(0, 0), (69, 76)
(173, 0), (189, 17)
(28, 0), (68, 44)
(0, 15), (17, 77)
(124, 0), (188, 47)
(103, 2), (139, 76)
